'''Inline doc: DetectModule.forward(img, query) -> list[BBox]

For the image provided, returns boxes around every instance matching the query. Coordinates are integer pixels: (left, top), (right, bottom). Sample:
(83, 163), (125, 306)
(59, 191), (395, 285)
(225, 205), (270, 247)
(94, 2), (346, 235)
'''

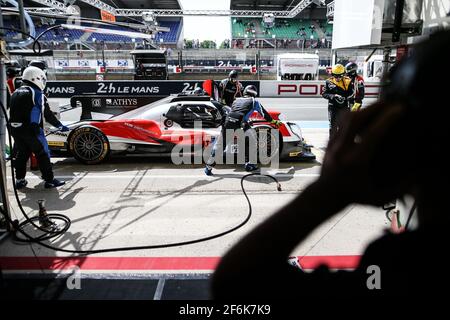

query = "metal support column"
(0, 11), (12, 232)
(392, 0), (405, 43)
(0, 0), (18, 232)
(177, 50), (183, 72)
(331, 49), (337, 66)
(382, 47), (392, 79)
(256, 50), (260, 80)
(0, 3), (4, 39)
(17, 0), (27, 39)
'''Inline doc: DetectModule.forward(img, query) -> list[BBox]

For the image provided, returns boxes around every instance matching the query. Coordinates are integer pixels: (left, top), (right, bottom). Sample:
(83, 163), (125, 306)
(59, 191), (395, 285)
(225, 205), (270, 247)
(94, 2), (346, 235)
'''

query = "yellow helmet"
(331, 64), (345, 76)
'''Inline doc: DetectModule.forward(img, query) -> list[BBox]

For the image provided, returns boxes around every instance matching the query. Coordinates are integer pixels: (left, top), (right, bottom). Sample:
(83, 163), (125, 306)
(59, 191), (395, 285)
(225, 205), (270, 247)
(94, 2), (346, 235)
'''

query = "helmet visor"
(39, 75), (47, 89)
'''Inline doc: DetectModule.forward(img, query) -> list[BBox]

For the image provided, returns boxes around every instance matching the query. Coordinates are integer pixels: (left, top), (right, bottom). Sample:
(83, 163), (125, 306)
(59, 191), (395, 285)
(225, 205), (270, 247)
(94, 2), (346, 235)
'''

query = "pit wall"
(45, 80), (382, 99)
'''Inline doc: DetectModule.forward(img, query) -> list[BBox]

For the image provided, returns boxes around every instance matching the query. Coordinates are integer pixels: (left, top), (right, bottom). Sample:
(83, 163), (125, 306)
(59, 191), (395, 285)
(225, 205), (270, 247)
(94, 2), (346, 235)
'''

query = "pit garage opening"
(0, 0), (448, 304)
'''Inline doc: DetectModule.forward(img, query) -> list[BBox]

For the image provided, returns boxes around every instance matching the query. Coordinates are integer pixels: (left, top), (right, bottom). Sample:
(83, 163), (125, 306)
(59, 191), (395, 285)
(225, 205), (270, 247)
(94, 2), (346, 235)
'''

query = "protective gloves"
(59, 125), (70, 132)
(351, 103), (362, 112)
(270, 120), (282, 128)
(334, 95), (345, 104)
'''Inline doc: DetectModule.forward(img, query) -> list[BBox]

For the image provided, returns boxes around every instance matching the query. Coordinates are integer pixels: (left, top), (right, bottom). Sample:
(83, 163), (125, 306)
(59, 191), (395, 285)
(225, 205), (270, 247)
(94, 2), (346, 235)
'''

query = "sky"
(178, 0), (232, 43)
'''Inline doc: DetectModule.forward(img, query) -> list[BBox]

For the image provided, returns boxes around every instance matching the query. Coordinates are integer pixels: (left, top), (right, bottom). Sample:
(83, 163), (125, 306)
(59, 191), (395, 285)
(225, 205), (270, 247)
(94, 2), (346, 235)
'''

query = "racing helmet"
(331, 64), (345, 77)
(6, 66), (21, 78)
(29, 60), (48, 72)
(229, 70), (239, 81)
(193, 87), (205, 95)
(6, 61), (21, 78)
(345, 62), (358, 77)
(22, 66), (47, 91)
(243, 85), (258, 97)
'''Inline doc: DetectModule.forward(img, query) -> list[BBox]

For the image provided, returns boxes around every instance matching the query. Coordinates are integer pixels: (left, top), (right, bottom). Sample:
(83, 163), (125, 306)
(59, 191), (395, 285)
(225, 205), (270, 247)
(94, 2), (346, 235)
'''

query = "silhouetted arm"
(212, 102), (407, 299)
(211, 180), (347, 298)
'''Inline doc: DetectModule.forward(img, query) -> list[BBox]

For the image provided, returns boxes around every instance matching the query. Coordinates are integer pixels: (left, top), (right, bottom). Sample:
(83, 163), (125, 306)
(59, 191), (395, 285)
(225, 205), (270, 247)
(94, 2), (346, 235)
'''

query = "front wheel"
(69, 126), (110, 164)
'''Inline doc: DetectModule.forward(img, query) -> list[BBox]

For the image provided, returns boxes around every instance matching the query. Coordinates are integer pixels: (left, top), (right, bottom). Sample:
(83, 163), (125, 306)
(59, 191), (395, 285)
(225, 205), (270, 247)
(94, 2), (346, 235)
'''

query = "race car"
(46, 94), (316, 164)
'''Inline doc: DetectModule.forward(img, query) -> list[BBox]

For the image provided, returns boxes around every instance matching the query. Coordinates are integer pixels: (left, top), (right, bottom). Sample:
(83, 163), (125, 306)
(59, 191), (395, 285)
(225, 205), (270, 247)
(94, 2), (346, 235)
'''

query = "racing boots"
(15, 179), (28, 190)
(205, 164), (259, 175)
(204, 166), (213, 176)
(45, 179), (66, 189)
(244, 163), (259, 172)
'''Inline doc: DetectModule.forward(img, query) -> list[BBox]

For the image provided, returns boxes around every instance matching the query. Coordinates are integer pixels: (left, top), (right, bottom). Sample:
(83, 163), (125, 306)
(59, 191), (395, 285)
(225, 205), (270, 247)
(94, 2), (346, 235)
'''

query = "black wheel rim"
(257, 128), (278, 158)
(74, 132), (104, 161)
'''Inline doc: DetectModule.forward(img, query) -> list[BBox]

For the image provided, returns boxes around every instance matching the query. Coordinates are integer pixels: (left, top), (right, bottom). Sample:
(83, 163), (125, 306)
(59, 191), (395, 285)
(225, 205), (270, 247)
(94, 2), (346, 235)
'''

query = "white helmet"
(22, 66), (47, 91)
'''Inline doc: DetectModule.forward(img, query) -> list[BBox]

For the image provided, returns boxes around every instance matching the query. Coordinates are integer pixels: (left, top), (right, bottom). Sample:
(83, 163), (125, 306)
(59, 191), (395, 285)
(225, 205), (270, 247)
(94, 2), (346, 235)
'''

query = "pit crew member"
(205, 85), (281, 175)
(322, 64), (353, 137)
(219, 70), (243, 107)
(9, 66), (68, 189)
(6, 61), (22, 107)
(345, 62), (365, 112)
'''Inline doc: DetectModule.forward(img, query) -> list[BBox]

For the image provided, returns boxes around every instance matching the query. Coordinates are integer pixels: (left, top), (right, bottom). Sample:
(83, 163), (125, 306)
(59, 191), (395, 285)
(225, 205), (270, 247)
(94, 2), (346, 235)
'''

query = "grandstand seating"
(156, 21), (181, 43)
(5, 20), (181, 44)
(36, 27), (84, 42)
(232, 18), (332, 40)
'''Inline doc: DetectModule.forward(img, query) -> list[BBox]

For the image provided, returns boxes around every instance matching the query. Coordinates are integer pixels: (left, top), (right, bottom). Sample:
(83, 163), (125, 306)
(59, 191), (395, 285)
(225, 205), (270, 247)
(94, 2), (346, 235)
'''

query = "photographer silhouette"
(212, 30), (450, 298)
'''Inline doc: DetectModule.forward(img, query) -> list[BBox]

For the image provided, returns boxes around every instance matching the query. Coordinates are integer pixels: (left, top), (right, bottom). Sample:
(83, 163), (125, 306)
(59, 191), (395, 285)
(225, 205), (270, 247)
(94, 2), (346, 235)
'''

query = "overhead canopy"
(23, 0), (181, 9)
(7, 49), (53, 56)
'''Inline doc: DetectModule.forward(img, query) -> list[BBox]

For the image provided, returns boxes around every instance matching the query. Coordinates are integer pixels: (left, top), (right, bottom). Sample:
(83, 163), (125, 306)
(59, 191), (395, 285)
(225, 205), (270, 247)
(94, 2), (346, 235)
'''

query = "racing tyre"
(254, 126), (281, 164)
(69, 126), (110, 164)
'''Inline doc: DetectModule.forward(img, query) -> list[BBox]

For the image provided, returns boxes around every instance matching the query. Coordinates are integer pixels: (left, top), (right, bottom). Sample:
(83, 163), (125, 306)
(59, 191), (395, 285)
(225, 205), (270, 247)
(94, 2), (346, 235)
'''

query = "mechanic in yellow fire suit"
(322, 64), (353, 138)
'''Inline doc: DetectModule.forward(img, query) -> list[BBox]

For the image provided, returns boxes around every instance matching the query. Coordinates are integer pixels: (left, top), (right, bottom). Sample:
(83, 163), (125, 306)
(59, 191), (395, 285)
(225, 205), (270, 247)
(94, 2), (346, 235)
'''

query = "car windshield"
(112, 96), (174, 120)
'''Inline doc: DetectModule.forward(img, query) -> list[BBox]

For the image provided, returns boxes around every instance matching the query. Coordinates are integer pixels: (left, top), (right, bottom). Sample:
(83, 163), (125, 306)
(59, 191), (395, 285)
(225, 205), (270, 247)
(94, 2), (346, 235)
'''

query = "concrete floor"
(0, 97), (388, 299)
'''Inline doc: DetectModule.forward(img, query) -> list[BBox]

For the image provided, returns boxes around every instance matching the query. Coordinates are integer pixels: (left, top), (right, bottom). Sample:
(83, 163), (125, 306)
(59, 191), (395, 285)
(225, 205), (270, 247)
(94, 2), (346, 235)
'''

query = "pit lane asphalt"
(2, 98), (385, 271)
(51, 97), (344, 123)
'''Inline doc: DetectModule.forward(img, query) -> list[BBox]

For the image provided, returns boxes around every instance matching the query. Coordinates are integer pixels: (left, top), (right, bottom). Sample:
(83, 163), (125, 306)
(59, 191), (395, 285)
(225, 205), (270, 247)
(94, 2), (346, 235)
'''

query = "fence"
(10, 47), (384, 81)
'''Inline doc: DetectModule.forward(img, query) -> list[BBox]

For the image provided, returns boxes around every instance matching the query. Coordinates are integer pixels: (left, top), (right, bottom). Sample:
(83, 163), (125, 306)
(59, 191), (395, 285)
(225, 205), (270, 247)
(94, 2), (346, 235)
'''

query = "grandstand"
(6, 0), (183, 47)
(229, 0), (333, 49)
(231, 18), (331, 40)
(6, 0), (332, 49)
(5, 20), (182, 47)
(3, 0), (334, 79)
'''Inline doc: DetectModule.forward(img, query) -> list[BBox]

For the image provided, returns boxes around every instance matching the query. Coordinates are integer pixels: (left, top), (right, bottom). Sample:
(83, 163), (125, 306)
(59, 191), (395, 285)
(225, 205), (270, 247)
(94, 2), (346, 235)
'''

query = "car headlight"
(287, 122), (303, 139)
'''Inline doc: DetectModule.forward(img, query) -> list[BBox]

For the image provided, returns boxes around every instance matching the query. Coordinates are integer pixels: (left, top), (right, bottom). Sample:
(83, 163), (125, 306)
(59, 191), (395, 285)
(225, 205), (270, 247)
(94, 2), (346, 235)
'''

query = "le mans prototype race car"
(46, 93), (315, 165)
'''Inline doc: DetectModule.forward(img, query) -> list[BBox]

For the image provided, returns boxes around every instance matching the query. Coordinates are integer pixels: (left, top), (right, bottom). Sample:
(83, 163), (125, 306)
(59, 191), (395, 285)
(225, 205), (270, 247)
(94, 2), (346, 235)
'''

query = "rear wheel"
(254, 126), (281, 163)
(69, 127), (110, 164)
